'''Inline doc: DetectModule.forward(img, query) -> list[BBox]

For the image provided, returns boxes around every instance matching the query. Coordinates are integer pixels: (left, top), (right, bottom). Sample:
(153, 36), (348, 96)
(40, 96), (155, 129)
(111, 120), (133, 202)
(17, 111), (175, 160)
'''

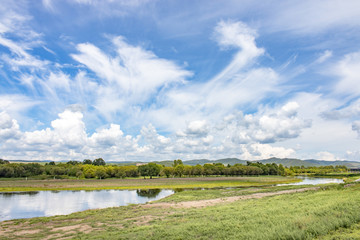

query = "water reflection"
(277, 176), (344, 186)
(136, 189), (161, 198)
(0, 189), (173, 222)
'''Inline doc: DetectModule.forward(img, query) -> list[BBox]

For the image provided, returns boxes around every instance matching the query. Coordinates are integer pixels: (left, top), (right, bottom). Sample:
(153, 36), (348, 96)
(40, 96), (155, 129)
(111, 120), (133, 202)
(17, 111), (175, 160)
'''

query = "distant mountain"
(182, 157), (360, 168)
(7, 157), (360, 168)
(258, 158), (317, 167)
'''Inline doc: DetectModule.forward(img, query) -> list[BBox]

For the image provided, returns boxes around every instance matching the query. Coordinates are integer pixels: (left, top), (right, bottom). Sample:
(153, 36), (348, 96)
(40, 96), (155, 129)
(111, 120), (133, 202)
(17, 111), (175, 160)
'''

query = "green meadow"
(0, 176), (300, 192)
(1, 178), (360, 239)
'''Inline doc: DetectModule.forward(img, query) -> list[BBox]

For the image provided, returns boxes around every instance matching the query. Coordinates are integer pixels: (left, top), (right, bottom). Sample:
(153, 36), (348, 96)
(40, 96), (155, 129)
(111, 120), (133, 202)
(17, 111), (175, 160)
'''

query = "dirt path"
(144, 187), (320, 209)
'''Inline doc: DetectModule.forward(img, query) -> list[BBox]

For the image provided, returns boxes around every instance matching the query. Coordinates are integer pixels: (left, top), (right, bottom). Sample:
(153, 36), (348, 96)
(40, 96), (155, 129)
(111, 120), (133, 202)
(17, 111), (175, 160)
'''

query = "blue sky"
(1, 0), (360, 161)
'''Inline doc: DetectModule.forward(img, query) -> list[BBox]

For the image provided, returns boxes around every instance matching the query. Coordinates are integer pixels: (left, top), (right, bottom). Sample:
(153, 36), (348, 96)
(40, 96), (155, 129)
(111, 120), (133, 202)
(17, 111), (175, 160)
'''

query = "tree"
(67, 161), (81, 165)
(162, 167), (174, 178)
(83, 159), (92, 165)
(93, 158), (106, 166)
(173, 159), (183, 167)
(138, 163), (161, 179)
(95, 167), (108, 179)
(0, 159), (10, 164)
(174, 164), (184, 177)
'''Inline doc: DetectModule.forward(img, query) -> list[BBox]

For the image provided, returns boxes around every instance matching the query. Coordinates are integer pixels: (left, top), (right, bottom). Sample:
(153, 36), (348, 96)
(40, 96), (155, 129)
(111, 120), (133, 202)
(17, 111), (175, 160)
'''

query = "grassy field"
(0, 176), (300, 192)
(1, 183), (360, 239)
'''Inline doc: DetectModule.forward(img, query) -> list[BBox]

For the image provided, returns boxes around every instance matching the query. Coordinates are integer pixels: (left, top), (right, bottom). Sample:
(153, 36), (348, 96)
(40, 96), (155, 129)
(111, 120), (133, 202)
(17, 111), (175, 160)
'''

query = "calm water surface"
(0, 189), (173, 222)
(0, 177), (344, 222)
(277, 176), (344, 186)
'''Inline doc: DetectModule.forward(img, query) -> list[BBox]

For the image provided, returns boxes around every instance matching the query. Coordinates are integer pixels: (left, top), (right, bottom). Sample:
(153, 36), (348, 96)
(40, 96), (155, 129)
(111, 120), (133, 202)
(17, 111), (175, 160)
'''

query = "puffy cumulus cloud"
(89, 124), (124, 147)
(316, 151), (338, 161)
(0, 109), (141, 160)
(352, 121), (360, 138)
(71, 36), (192, 119)
(21, 110), (87, 150)
(228, 102), (311, 144)
(239, 143), (295, 160)
(0, 112), (21, 141)
(50, 110), (87, 148)
(346, 150), (360, 161)
(186, 120), (209, 137)
(140, 124), (171, 153)
(0, 105), (311, 161)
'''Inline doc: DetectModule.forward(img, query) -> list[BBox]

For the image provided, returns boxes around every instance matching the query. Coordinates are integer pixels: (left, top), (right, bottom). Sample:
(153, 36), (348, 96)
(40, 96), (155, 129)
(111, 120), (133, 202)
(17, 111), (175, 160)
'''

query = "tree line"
(0, 158), (348, 179)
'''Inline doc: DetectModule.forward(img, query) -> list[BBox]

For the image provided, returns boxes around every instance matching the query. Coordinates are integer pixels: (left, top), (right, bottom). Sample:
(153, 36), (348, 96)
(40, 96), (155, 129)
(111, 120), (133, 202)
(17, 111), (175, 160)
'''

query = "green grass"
(2, 184), (360, 239)
(316, 221), (360, 239)
(157, 184), (321, 203)
(0, 176), (300, 192)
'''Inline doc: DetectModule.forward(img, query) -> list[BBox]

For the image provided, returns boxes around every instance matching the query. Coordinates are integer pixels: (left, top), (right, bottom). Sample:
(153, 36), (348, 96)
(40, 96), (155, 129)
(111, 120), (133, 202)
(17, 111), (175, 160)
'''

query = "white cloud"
(264, 0), (360, 34)
(321, 98), (360, 120)
(316, 151), (337, 161)
(352, 121), (360, 138)
(346, 150), (360, 161)
(0, 112), (21, 141)
(332, 51), (360, 97)
(145, 21), (278, 132)
(240, 143), (295, 160)
(186, 120), (209, 137)
(71, 37), (192, 120)
(315, 50), (333, 64)
(227, 102), (311, 144)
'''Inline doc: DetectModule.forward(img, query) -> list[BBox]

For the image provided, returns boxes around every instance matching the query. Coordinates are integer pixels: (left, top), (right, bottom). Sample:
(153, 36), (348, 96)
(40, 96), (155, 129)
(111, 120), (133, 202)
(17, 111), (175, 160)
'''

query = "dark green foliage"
(83, 159), (92, 165)
(138, 163), (162, 179)
(0, 159), (10, 164)
(93, 158), (106, 166)
(0, 158), (349, 179)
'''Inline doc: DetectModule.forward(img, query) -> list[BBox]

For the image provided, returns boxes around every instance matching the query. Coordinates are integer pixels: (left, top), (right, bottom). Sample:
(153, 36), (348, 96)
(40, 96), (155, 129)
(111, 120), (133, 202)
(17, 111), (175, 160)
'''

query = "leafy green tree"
(95, 167), (108, 179)
(138, 163), (161, 179)
(184, 165), (192, 177)
(0, 165), (15, 177)
(162, 167), (174, 178)
(0, 159), (10, 164)
(192, 164), (203, 176)
(93, 158), (106, 166)
(83, 165), (96, 178)
(67, 161), (81, 165)
(173, 159), (183, 167)
(174, 164), (185, 177)
(83, 159), (92, 165)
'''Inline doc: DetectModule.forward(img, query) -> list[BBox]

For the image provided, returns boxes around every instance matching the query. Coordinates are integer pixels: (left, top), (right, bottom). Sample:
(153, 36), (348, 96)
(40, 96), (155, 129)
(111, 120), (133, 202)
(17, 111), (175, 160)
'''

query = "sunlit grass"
(2, 184), (360, 239)
(0, 176), (300, 192)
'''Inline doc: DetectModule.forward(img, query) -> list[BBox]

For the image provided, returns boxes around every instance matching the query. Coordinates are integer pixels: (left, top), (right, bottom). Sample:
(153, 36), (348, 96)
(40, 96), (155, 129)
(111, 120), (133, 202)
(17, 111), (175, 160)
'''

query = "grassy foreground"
(1, 183), (360, 239)
(0, 176), (300, 192)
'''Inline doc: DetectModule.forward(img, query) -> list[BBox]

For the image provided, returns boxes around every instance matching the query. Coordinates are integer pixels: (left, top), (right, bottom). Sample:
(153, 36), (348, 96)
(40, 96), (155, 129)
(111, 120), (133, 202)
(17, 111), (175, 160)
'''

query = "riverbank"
(0, 176), (300, 192)
(1, 183), (360, 239)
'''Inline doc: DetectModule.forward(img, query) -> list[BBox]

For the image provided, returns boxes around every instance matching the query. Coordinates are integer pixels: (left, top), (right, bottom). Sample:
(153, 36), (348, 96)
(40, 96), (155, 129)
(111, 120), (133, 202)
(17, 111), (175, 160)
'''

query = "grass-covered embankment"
(0, 176), (300, 192)
(1, 183), (360, 239)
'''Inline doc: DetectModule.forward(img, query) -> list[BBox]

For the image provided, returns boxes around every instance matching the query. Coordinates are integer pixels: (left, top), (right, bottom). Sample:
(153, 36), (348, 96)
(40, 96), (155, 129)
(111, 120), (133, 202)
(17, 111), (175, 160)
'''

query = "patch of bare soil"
(50, 223), (92, 233)
(144, 187), (320, 209)
(13, 229), (41, 236)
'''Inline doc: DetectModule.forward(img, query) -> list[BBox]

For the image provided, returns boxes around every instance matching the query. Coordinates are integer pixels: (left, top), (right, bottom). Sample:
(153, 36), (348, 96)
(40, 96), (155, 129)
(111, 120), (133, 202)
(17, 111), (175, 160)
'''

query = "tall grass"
(85, 185), (360, 239)
(3, 184), (360, 239)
